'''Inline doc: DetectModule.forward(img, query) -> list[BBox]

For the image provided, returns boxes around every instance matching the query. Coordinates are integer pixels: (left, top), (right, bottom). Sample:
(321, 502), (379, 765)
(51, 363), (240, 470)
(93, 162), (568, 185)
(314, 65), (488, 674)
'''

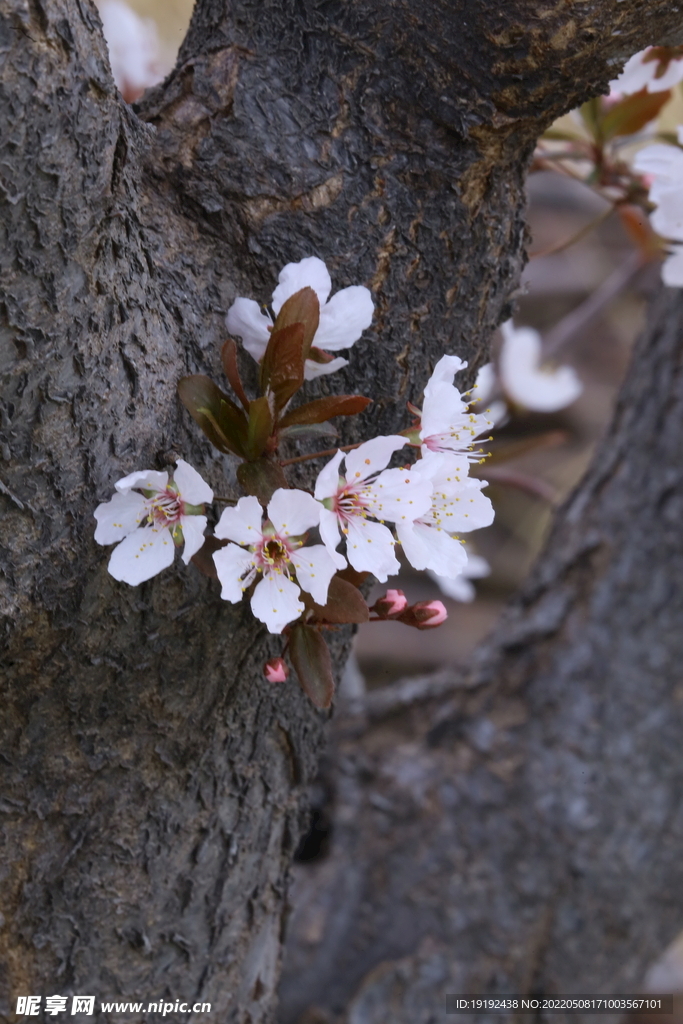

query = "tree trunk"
(279, 284), (683, 1022)
(1, 1), (682, 1020)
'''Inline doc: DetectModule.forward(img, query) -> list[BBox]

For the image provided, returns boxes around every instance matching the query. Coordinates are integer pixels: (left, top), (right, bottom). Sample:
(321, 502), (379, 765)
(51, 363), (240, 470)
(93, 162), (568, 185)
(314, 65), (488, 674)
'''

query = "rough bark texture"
(2, 1), (683, 1021)
(279, 288), (683, 1024)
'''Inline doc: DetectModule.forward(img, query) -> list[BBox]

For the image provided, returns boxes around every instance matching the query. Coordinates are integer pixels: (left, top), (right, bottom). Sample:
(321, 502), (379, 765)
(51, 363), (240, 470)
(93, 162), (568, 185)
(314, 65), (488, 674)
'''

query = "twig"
(529, 203), (615, 259)
(279, 441), (363, 467)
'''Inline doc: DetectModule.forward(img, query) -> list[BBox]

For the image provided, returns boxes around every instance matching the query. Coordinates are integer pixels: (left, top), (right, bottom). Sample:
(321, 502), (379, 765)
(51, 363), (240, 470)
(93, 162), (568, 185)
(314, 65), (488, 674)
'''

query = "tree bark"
(1, 1), (682, 1021)
(278, 286), (683, 1024)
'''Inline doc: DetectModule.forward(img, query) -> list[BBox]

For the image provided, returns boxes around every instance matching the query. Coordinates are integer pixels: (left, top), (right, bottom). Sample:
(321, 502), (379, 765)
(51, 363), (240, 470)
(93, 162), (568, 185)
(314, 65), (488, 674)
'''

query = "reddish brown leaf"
(336, 566), (370, 588)
(259, 323), (306, 409)
(601, 88), (671, 140)
(190, 535), (228, 580)
(246, 395), (275, 459)
(289, 624), (335, 709)
(306, 576), (370, 624)
(221, 339), (250, 411)
(272, 286), (320, 357)
(178, 375), (248, 457)
(279, 395), (371, 428)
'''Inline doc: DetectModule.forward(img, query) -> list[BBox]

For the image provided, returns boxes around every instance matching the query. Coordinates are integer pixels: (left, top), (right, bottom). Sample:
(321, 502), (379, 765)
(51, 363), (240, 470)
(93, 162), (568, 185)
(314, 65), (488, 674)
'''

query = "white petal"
(314, 449), (345, 500)
(423, 354), (468, 399)
(271, 257), (331, 314)
(251, 571), (304, 633)
(344, 435), (407, 483)
(651, 189), (683, 242)
(94, 490), (147, 545)
(290, 544), (338, 605)
(214, 495), (264, 545)
(267, 487), (322, 537)
(314, 286), (374, 351)
(420, 380), (470, 439)
(610, 51), (655, 95)
(213, 543), (259, 602)
(648, 58), (683, 92)
(662, 245), (683, 287)
(107, 525), (175, 585)
(344, 517), (399, 583)
(397, 520), (468, 576)
(226, 297), (272, 362)
(179, 514), (207, 564)
(173, 460), (213, 505)
(473, 363), (495, 405)
(433, 480), (495, 533)
(500, 322), (582, 412)
(303, 356), (348, 380)
(428, 569), (476, 603)
(115, 469), (168, 494)
(363, 467), (433, 524)
(413, 450), (471, 482)
(318, 507), (347, 569)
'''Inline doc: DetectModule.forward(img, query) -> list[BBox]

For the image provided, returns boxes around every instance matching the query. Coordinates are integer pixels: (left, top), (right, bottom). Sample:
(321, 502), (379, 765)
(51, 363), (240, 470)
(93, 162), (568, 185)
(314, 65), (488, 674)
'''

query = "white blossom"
(428, 546), (490, 602)
(610, 48), (683, 96)
(634, 133), (683, 286)
(94, 460), (212, 585)
(98, 0), (163, 102)
(226, 256), (374, 380)
(395, 453), (494, 577)
(419, 355), (493, 459)
(213, 490), (337, 634)
(499, 321), (582, 412)
(314, 436), (433, 582)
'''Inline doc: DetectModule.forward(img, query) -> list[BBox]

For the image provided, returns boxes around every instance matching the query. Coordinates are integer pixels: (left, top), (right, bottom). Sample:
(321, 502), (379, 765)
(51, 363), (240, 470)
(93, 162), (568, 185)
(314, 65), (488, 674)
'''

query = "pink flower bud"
(264, 657), (289, 683)
(372, 588), (408, 618)
(398, 600), (448, 630)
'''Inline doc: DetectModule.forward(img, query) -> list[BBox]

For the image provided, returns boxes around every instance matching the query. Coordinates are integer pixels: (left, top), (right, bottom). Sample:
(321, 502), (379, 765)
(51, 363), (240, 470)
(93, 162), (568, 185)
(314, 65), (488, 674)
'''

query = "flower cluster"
(94, 257), (497, 706)
(634, 130), (683, 287)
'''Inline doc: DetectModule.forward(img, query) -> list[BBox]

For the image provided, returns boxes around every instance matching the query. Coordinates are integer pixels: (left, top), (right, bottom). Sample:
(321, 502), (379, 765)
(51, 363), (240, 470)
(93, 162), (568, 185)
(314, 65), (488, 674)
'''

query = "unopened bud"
(398, 600), (448, 630)
(372, 588), (408, 618)
(264, 657), (289, 683)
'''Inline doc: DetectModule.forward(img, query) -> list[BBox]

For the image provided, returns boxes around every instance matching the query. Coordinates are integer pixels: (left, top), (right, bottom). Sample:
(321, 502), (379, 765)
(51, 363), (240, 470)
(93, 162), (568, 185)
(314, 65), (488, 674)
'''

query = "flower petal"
(420, 380), (470, 439)
(396, 520), (468, 576)
(363, 466), (433, 524)
(344, 516), (399, 583)
(173, 460), (213, 505)
(251, 571), (304, 633)
(267, 488), (322, 538)
(179, 514), (208, 564)
(318, 507), (347, 569)
(314, 286), (374, 351)
(303, 356), (349, 380)
(214, 495), (264, 545)
(107, 525), (175, 585)
(94, 490), (147, 545)
(290, 544), (338, 605)
(314, 449), (345, 500)
(271, 257), (331, 314)
(429, 569), (475, 603)
(500, 322), (582, 412)
(214, 543), (259, 602)
(662, 244), (683, 287)
(226, 297), (272, 362)
(423, 354), (468, 399)
(344, 435), (407, 483)
(115, 469), (168, 494)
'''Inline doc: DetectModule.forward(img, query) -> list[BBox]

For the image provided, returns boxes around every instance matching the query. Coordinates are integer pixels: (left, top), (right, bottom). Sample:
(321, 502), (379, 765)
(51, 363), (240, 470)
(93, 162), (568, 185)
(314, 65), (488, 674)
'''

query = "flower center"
(148, 489), (183, 527)
(256, 535), (292, 571)
(334, 485), (368, 521)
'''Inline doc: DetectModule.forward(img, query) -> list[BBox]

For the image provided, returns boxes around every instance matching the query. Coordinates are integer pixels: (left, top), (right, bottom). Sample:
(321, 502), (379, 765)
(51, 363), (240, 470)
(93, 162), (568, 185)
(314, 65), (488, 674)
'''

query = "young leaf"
(336, 566), (370, 588)
(279, 395), (371, 428)
(601, 88), (671, 141)
(246, 395), (275, 459)
(304, 576), (370, 624)
(289, 624), (335, 709)
(259, 322), (306, 409)
(272, 286), (320, 356)
(278, 422), (339, 441)
(178, 376), (248, 457)
(236, 457), (289, 504)
(221, 339), (250, 411)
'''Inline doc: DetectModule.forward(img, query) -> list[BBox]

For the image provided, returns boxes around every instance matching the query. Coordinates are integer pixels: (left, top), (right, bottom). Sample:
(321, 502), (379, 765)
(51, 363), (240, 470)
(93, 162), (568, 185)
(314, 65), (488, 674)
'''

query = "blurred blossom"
(98, 0), (164, 102)
(428, 547), (491, 603)
(471, 363), (508, 426)
(609, 47), (683, 95)
(634, 130), (683, 286)
(499, 321), (582, 412)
